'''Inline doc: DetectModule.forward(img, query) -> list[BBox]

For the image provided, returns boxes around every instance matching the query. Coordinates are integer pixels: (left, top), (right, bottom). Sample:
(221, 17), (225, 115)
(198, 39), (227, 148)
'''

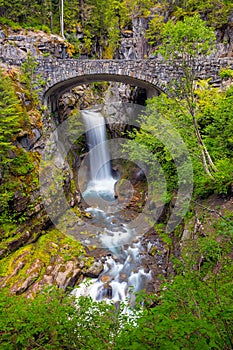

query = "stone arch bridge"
(2, 57), (233, 109)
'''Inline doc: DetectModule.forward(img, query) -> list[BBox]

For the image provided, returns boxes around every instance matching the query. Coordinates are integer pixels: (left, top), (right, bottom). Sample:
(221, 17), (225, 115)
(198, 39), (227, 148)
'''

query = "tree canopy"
(0, 0), (232, 57)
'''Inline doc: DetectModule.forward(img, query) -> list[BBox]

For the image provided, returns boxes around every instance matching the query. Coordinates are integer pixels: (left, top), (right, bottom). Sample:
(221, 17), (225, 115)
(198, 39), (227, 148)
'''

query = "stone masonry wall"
(1, 57), (233, 104)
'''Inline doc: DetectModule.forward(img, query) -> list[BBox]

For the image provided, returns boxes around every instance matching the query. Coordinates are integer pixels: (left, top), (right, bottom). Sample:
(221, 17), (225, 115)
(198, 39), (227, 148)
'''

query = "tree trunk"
(50, 0), (53, 33)
(60, 0), (65, 38)
(193, 116), (217, 178)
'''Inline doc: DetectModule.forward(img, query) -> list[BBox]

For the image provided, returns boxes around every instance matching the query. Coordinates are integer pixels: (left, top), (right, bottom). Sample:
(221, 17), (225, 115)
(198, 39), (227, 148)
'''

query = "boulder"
(84, 260), (104, 278)
(11, 259), (43, 294)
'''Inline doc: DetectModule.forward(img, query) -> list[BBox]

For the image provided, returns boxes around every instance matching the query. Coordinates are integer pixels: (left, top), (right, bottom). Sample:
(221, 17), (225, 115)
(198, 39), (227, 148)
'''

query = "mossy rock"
(0, 226), (93, 294)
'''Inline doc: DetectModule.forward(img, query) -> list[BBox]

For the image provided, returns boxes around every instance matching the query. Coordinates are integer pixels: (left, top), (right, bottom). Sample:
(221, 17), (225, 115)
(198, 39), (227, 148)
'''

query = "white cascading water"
(73, 242), (151, 305)
(72, 109), (151, 304)
(81, 109), (116, 199)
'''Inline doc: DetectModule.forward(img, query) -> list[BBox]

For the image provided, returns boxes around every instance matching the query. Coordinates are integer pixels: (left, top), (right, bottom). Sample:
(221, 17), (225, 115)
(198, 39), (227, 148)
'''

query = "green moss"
(81, 256), (94, 269)
(0, 223), (18, 241)
(0, 245), (33, 278)
(0, 148), (41, 224)
(0, 230), (25, 250)
(72, 207), (82, 218)
(70, 178), (76, 195)
(149, 246), (157, 256)
(10, 149), (35, 176)
(0, 226), (91, 290)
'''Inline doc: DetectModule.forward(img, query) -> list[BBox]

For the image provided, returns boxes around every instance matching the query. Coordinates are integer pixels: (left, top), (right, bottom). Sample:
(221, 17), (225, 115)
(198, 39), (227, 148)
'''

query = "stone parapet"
(1, 56), (233, 105)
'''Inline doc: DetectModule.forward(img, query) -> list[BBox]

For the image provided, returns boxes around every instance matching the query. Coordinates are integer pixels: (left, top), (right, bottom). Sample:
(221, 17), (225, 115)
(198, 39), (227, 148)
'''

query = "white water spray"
(81, 110), (116, 198)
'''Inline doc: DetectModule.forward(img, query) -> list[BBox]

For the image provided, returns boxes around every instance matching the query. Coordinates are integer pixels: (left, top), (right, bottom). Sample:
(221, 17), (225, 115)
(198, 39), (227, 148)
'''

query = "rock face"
(118, 17), (150, 59)
(0, 223), (98, 296)
(0, 27), (68, 59)
(214, 11), (233, 58)
(32, 258), (82, 291)
(0, 253), (86, 297)
(84, 261), (104, 278)
(58, 83), (108, 120)
(0, 211), (51, 259)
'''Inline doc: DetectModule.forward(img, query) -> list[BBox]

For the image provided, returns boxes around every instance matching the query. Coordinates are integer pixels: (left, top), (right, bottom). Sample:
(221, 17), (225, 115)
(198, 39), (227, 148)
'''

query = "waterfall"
(82, 110), (112, 182)
(81, 110), (116, 199)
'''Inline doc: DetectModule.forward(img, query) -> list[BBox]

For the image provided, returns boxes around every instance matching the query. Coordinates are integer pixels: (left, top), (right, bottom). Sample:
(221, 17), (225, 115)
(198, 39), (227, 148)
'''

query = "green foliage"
(0, 69), (23, 158)
(0, 0), (232, 58)
(0, 16), (22, 30)
(63, 0), (80, 32)
(156, 14), (216, 60)
(0, 286), (127, 349)
(195, 83), (233, 193)
(146, 12), (165, 45)
(146, 1), (231, 48)
(122, 0), (155, 18)
(153, 15), (220, 178)
(0, 65), (41, 225)
(173, 0), (233, 28)
(79, 0), (124, 57)
(0, 287), (80, 349)
(0, 0), (42, 28)
(219, 68), (233, 79)
(154, 15), (216, 114)
(124, 75), (233, 198)
(20, 54), (45, 105)
(124, 118), (179, 197)
(194, 158), (233, 197)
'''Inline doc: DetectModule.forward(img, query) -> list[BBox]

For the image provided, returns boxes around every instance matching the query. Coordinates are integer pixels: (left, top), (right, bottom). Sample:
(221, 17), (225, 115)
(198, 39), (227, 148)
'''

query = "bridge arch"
(43, 72), (163, 111)
(36, 58), (172, 110)
(35, 57), (233, 111)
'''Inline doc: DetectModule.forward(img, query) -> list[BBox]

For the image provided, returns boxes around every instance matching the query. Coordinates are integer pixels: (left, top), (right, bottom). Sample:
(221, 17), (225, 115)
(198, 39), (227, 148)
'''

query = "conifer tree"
(0, 69), (22, 160)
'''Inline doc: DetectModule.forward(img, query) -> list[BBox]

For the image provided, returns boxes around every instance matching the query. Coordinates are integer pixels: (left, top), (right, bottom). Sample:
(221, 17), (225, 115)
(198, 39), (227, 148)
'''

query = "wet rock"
(119, 273), (127, 282)
(11, 259), (43, 294)
(85, 260), (104, 278)
(100, 283), (112, 299)
(25, 256), (83, 295)
(13, 191), (29, 212)
(100, 275), (111, 283)
(118, 17), (150, 59)
(131, 168), (146, 184)
(17, 133), (31, 150)
(0, 249), (6, 258)
(114, 179), (134, 203)
(148, 245), (157, 256)
(54, 260), (81, 289)
(181, 229), (192, 243)
(16, 127), (41, 150)
(0, 30), (5, 41)
(74, 190), (81, 204)
(69, 197), (75, 207)
(7, 230), (31, 252)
